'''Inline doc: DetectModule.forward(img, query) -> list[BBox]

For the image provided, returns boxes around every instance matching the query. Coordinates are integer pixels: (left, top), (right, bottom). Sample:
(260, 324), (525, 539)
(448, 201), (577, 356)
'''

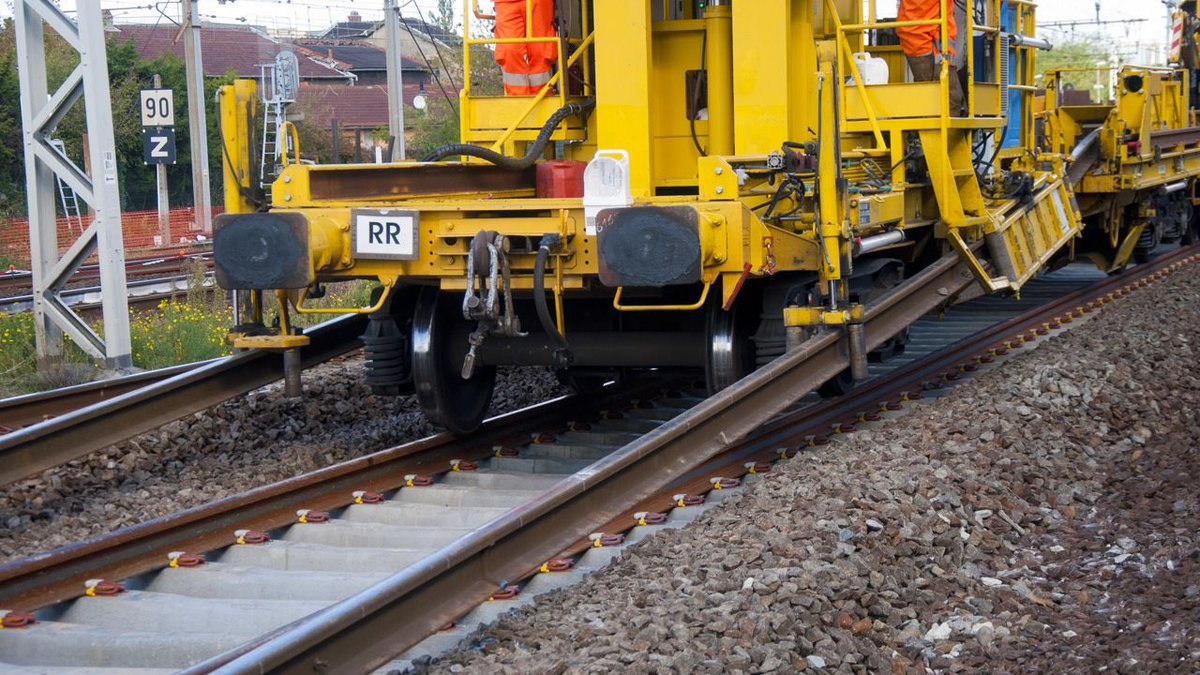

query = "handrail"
(612, 281), (712, 312)
(828, 0), (1013, 133)
(462, 0), (594, 153)
(487, 31), (595, 152)
(279, 121), (301, 166)
(823, 0), (886, 148)
(471, 0), (493, 20)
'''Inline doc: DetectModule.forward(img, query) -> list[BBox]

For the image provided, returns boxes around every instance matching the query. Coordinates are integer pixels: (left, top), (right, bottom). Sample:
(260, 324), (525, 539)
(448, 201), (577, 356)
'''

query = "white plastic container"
(851, 52), (890, 86)
(583, 150), (633, 236)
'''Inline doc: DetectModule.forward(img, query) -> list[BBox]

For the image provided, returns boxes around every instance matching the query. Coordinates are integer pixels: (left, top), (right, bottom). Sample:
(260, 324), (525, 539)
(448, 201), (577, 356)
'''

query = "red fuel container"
(536, 160), (587, 199)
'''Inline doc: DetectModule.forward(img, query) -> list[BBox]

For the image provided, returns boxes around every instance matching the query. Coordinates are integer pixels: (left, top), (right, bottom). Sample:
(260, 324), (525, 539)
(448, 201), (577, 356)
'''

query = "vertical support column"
(815, 42), (844, 289)
(14, 2), (62, 363)
(154, 74), (170, 247)
(183, 0), (213, 235)
(78, 1), (132, 369)
(594, 0), (655, 197)
(16, 0), (132, 369)
(385, 0), (408, 161)
(217, 79), (258, 215)
(704, 0), (734, 157)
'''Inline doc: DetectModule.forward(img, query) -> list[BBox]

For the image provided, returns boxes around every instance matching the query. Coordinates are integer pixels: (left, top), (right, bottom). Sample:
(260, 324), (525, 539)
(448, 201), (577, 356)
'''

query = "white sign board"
(140, 89), (175, 127)
(352, 210), (419, 260)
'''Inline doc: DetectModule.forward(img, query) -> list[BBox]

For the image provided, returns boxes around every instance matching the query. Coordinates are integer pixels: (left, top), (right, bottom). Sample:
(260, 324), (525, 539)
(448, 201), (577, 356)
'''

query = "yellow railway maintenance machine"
(214, 0), (1086, 434)
(1044, 65), (1200, 272)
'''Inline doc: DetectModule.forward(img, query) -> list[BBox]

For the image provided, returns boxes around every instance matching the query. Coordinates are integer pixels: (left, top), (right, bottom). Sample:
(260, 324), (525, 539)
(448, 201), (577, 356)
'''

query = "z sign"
(142, 128), (177, 165)
(140, 89), (174, 127)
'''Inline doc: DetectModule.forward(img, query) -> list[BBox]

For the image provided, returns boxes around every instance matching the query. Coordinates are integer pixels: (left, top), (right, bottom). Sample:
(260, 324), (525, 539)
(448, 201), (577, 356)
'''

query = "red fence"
(0, 208), (220, 268)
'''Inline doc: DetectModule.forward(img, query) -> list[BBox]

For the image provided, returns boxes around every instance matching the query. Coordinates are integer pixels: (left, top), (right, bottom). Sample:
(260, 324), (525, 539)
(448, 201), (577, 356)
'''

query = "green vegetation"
(1037, 40), (1115, 103)
(0, 19), (237, 218)
(129, 298), (232, 371)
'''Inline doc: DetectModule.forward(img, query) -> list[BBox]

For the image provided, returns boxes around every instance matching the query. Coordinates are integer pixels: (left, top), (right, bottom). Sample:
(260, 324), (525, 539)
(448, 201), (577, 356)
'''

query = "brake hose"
(421, 100), (596, 168)
(534, 234), (570, 363)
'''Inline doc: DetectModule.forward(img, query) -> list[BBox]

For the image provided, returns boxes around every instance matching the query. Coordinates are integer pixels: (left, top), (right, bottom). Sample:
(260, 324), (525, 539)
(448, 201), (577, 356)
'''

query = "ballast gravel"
(0, 362), (566, 563)
(424, 266), (1200, 674)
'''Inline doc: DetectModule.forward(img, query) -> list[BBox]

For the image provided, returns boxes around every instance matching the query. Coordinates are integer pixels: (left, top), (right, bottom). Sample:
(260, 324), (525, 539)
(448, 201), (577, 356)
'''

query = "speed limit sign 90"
(140, 89), (174, 127)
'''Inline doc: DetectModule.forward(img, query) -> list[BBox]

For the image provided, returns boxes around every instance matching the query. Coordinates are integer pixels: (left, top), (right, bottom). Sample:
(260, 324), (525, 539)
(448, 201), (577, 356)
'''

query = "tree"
(434, 0), (456, 34)
(408, 97), (460, 160)
(0, 17), (238, 218)
(1037, 40), (1115, 103)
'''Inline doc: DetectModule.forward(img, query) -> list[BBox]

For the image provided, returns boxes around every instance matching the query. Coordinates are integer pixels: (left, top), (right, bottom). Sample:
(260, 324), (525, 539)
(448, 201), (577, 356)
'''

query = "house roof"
(113, 23), (353, 81)
(295, 41), (428, 73)
(399, 17), (460, 46)
(317, 20), (383, 40)
(315, 16), (460, 47)
(299, 83), (427, 129)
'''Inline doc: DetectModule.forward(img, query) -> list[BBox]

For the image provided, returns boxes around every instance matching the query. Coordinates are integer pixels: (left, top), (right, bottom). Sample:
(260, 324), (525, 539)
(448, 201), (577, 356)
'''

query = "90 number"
(139, 89), (174, 127)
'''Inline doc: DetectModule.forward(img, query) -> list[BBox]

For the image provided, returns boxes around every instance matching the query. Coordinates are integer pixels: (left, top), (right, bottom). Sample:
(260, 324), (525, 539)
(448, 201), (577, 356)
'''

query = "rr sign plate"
(352, 210), (419, 260)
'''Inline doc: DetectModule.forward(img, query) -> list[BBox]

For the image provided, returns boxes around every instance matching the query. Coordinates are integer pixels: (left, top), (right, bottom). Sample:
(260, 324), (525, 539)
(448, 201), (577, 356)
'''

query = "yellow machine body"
(211, 0), (1199, 431)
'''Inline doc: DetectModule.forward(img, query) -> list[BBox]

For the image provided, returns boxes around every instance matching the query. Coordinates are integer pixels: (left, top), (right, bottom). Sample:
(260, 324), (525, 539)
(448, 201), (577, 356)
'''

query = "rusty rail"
(0, 379), (665, 612)
(0, 314), (367, 487)
(0, 361), (209, 432)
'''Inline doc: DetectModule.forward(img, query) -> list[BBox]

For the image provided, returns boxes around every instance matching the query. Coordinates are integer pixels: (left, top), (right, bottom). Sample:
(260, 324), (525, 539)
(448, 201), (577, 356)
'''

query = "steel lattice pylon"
(15, 0), (132, 369)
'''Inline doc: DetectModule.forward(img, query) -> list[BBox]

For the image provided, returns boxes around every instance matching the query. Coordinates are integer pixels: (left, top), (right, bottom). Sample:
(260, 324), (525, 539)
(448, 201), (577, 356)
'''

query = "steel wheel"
(412, 288), (496, 435)
(705, 288), (758, 394)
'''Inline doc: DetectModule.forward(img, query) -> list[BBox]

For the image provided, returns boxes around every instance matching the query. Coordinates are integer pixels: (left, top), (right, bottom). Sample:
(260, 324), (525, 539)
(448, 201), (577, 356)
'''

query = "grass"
(0, 272), (380, 397)
(0, 313), (94, 396)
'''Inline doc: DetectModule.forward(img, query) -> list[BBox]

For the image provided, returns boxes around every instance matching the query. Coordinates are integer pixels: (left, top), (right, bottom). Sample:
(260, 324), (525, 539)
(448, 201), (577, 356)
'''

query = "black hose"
(689, 32), (708, 157)
(534, 234), (569, 362)
(421, 100), (596, 168)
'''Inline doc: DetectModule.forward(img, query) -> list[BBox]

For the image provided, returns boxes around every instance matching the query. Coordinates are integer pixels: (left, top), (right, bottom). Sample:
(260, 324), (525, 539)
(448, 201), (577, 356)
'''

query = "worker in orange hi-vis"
(494, 0), (558, 96)
(896, 0), (964, 116)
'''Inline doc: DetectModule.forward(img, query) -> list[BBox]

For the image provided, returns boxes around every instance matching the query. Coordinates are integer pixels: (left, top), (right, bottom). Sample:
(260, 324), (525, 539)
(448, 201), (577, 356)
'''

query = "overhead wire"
(396, 3), (459, 115)
(405, 0), (461, 90)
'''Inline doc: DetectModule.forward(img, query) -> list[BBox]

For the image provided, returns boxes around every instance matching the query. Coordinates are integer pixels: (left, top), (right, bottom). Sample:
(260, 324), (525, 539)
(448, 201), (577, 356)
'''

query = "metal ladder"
(259, 99), (287, 196)
(49, 139), (84, 233)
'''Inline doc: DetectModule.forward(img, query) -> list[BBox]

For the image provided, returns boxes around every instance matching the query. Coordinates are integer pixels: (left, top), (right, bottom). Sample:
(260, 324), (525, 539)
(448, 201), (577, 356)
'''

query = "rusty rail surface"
(0, 379), (668, 612)
(0, 314), (367, 487)
(0, 362), (212, 432)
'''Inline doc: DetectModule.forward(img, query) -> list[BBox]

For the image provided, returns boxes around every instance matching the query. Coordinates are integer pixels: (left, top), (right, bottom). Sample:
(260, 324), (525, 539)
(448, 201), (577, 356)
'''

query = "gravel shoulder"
(0, 360), (566, 562)
(423, 267), (1200, 674)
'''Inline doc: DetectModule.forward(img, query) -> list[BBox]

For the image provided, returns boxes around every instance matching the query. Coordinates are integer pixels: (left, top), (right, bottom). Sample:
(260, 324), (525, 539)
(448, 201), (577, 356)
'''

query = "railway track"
(0, 273), (214, 315)
(0, 246), (1194, 673)
(0, 314), (367, 487)
(0, 251), (211, 297)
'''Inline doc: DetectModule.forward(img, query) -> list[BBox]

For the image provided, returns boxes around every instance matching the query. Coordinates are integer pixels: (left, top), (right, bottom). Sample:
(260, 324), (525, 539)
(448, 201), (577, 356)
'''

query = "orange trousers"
(896, 0), (957, 58)
(494, 0), (557, 95)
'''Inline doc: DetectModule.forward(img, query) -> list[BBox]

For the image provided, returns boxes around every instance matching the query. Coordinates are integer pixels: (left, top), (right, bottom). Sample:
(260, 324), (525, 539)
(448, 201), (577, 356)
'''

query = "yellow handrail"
(823, 0), (885, 148)
(471, 0), (493, 20)
(294, 280), (395, 315)
(488, 31), (596, 152)
(279, 121), (301, 166)
(612, 282), (712, 312)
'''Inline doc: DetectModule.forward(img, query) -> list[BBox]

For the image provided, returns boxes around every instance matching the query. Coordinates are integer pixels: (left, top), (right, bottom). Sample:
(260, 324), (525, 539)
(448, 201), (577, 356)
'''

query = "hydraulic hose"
(534, 234), (569, 363)
(421, 100), (596, 167)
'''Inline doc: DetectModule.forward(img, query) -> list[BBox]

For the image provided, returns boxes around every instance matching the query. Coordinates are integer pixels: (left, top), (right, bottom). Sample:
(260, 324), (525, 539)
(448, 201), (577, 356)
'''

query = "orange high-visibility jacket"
(896, 0), (957, 58)
(494, 0), (558, 96)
